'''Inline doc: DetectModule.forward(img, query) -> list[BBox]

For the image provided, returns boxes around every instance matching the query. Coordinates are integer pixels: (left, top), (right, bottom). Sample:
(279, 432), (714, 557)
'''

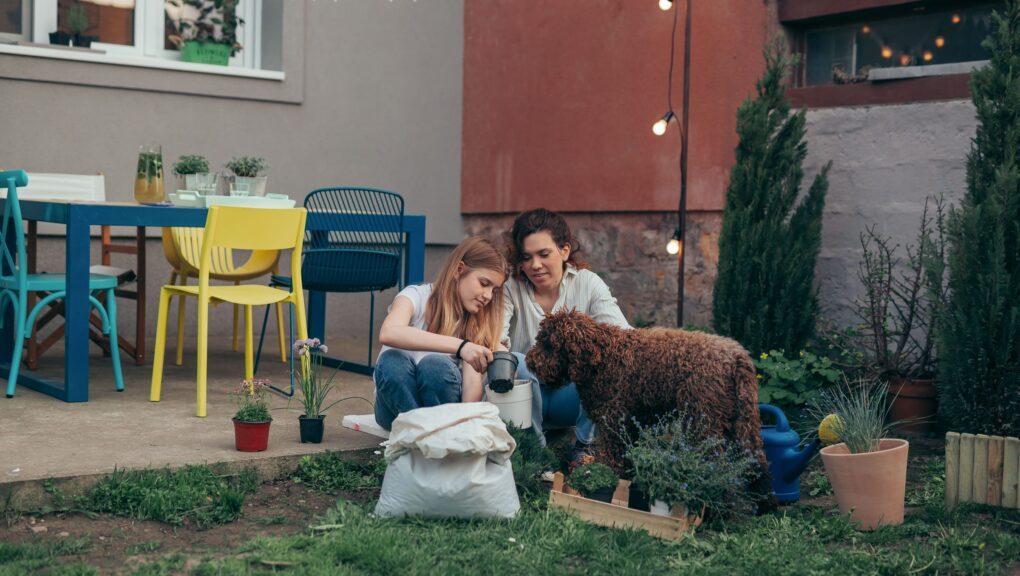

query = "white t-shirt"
(376, 283), (441, 366)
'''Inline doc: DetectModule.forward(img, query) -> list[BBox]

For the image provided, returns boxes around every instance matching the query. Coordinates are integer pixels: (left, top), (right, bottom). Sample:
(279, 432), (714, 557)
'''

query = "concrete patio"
(0, 336), (383, 504)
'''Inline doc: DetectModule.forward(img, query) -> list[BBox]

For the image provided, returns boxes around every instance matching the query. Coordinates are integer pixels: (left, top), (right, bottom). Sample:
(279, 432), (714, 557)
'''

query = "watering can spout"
(782, 438), (821, 483)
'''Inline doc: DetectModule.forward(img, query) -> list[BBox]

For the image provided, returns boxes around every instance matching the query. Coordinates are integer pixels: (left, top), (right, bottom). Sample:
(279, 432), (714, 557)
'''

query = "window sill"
(868, 60), (986, 82)
(789, 73), (972, 108)
(0, 42), (285, 81)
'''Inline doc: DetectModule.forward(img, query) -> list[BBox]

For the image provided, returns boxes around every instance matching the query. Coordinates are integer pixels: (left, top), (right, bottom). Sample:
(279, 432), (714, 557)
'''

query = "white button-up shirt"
(502, 265), (631, 354)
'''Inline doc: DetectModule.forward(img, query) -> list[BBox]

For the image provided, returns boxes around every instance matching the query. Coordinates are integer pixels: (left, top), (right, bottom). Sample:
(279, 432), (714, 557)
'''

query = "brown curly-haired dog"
(526, 310), (774, 507)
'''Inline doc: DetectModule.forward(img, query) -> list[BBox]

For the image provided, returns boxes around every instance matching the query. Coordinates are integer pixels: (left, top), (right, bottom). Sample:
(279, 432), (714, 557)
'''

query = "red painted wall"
(461, 0), (768, 214)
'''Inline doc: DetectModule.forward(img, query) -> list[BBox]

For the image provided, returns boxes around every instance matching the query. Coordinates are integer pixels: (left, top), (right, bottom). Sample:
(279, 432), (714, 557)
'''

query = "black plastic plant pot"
(71, 34), (94, 48)
(584, 486), (616, 504)
(299, 415), (325, 444)
(49, 31), (71, 45)
(628, 484), (651, 511)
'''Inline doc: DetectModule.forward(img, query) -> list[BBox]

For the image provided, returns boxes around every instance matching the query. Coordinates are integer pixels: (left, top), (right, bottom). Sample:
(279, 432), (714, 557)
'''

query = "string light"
(666, 228), (682, 255)
(861, 25), (871, 34)
(881, 47), (893, 59)
(935, 36), (945, 48)
(652, 111), (675, 136)
(658, 0), (673, 10)
(923, 51), (934, 62)
(951, 14), (961, 24)
(899, 54), (912, 66)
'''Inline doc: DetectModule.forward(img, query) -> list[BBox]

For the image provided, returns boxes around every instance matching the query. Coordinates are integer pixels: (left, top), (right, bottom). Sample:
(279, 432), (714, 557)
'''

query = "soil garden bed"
(2, 436), (1020, 575)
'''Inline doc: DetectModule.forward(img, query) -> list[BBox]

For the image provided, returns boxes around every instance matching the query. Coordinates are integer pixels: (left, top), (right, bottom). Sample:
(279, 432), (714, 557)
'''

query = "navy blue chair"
(255, 187), (405, 383)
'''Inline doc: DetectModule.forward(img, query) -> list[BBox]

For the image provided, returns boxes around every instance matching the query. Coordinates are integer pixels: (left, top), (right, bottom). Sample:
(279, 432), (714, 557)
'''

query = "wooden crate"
(548, 472), (699, 541)
(945, 432), (1020, 510)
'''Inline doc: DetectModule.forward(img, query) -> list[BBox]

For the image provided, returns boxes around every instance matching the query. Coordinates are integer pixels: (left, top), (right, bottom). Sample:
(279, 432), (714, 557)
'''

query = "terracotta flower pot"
(233, 418), (271, 452)
(887, 377), (938, 435)
(820, 438), (908, 531)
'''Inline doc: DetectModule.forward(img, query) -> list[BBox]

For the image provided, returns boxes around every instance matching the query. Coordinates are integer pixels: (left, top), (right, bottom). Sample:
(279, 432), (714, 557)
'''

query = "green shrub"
(507, 423), (557, 504)
(938, 1), (1020, 436)
(78, 466), (255, 529)
(567, 463), (618, 497)
(172, 154), (210, 175)
(755, 349), (843, 411)
(292, 452), (386, 494)
(623, 413), (759, 519)
(712, 43), (829, 356)
(225, 156), (268, 177)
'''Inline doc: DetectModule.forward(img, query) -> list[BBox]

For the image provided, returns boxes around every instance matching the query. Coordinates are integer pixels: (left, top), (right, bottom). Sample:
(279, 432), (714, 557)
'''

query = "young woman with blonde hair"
(373, 236), (508, 430)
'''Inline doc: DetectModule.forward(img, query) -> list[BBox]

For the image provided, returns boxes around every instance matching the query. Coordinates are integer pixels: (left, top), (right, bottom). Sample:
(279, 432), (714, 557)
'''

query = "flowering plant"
(233, 378), (272, 423)
(622, 412), (758, 519)
(567, 462), (619, 497)
(293, 338), (341, 419)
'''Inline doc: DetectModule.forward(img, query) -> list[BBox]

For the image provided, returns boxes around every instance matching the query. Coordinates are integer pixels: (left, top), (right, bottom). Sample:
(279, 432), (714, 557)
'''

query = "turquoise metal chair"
(0, 170), (124, 397)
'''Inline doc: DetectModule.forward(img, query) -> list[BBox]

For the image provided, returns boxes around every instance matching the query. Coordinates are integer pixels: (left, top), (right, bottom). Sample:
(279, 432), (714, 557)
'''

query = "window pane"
(164, 0), (241, 52)
(58, 0), (135, 46)
(804, 3), (1004, 86)
(0, 0), (21, 34)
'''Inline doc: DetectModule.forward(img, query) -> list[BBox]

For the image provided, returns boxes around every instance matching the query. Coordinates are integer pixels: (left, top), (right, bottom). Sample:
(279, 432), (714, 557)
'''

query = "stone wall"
(464, 211), (722, 329)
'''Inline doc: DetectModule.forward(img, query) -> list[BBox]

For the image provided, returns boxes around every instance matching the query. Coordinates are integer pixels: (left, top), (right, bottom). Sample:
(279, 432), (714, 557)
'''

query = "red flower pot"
(887, 377), (938, 435)
(233, 418), (272, 452)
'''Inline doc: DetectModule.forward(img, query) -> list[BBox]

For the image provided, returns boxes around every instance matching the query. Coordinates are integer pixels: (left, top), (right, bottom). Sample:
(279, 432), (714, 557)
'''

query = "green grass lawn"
(2, 454), (1019, 575)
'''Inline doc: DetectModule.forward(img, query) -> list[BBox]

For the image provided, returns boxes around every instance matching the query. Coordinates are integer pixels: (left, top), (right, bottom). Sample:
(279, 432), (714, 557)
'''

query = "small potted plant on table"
(293, 338), (342, 444)
(232, 378), (273, 452)
(172, 154), (218, 195)
(624, 413), (758, 522)
(809, 379), (908, 531)
(567, 462), (619, 503)
(225, 156), (269, 197)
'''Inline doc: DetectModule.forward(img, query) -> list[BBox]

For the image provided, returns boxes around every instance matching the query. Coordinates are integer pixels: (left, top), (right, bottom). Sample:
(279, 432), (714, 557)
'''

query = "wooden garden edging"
(548, 472), (698, 541)
(945, 432), (1020, 510)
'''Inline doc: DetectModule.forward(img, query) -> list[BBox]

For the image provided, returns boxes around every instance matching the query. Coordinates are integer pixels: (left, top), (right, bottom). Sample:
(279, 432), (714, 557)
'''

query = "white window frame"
(30, 0), (260, 69)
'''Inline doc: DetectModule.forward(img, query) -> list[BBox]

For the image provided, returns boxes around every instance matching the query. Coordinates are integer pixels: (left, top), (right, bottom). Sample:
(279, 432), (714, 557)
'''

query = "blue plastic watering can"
(759, 404), (821, 503)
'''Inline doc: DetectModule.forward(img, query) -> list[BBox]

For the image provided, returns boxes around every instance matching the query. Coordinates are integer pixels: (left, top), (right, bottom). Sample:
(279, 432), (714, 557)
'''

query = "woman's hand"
(459, 342), (493, 373)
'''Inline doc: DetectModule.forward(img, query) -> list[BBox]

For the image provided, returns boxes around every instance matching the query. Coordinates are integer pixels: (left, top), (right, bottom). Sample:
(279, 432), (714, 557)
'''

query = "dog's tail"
(732, 350), (777, 512)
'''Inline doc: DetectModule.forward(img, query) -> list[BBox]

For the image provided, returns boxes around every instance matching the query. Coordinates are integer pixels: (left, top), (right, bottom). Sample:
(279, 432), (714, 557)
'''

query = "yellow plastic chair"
(161, 227), (287, 366)
(150, 206), (309, 417)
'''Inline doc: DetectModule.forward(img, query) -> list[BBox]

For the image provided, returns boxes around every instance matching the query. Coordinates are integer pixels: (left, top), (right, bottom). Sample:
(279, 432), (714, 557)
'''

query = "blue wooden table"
(0, 199), (425, 402)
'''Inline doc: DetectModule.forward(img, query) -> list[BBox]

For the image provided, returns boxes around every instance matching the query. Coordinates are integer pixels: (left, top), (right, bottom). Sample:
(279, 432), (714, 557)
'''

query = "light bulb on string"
(935, 36), (945, 48)
(923, 51), (934, 62)
(652, 111), (675, 136)
(881, 47), (893, 59)
(658, 0), (673, 11)
(951, 14), (961, 24)
(666, 228), (682, 255)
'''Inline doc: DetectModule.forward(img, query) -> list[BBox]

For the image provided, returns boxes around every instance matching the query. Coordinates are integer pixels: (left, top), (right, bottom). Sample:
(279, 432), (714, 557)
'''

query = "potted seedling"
(166, 0), (244, 66)
(232, 378), (273, 452)
(225, 156), (269, 197)
(623, 412), (757, 522)
(292, 338), (344, 444)
(173, 154), (218, 195)
(809, 379), (908, 531)
(567, 462), (619, 504)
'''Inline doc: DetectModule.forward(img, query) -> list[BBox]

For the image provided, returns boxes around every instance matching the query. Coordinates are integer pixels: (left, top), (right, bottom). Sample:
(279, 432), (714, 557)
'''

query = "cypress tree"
(712, 45), (830, 356)
(938, 1), (1020, 435)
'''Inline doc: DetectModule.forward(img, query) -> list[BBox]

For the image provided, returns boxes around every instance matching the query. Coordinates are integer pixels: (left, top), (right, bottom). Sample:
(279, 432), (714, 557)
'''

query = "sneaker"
(567, 440), (595, 470)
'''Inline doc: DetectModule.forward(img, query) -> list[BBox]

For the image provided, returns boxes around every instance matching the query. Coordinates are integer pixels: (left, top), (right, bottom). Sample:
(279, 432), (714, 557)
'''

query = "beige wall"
(0, 0), (464, 244)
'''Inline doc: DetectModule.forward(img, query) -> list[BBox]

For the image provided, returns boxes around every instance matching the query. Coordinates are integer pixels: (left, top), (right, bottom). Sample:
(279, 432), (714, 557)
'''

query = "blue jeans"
(374, 349), (462, 430)
(512, 352), (595, 446)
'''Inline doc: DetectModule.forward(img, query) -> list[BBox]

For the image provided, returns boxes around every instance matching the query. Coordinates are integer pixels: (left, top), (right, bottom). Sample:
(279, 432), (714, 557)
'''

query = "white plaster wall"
(803, 100), (976, 325)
